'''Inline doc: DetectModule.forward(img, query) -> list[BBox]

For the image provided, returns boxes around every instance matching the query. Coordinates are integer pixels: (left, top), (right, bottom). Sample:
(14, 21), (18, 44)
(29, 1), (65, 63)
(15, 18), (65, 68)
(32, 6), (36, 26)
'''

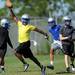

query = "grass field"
(1, 54), (75, 75)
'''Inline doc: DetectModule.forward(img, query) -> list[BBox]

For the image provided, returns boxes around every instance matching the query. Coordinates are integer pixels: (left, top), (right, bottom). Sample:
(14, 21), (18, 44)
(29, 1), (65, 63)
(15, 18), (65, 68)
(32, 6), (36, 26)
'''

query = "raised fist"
(6, 0), (13, 8)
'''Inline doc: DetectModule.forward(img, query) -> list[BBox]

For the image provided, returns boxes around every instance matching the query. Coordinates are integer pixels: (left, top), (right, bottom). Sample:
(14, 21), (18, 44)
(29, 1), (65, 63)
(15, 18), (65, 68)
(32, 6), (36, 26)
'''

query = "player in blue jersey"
(47, 18), (62, 70)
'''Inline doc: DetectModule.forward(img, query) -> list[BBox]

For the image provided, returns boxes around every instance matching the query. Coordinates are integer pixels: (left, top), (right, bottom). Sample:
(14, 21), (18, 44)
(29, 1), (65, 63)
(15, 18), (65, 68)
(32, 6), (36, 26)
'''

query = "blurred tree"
(0, 0), (75, 17)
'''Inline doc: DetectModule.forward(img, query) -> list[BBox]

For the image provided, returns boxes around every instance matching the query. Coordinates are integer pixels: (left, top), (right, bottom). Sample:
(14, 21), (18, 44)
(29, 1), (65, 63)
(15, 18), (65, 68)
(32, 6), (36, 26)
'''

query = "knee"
(50, 49), (54, 54)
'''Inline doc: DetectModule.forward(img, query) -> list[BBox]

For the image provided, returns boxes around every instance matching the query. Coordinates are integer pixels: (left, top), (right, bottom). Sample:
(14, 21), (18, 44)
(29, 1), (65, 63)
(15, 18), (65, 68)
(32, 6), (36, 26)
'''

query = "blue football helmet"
(48, 18), (56, 27)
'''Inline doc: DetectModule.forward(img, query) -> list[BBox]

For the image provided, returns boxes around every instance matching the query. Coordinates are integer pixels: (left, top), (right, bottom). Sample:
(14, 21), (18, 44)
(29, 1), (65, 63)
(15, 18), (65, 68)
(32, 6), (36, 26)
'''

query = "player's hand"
(66, 35), (72, 41)
(6, 0), (13, 8)
(12, 48), (16, 54)
(45, 34), (49, 40)
(67, 35), (72, 39)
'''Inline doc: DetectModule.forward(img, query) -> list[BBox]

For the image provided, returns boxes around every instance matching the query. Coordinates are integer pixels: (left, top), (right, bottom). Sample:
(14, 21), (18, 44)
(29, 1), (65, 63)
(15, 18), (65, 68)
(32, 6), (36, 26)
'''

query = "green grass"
(1, 54), (75, 75)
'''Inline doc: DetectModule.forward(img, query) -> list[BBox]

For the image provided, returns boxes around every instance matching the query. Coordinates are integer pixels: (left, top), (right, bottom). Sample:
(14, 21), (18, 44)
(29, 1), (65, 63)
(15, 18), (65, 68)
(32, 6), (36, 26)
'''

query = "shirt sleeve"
(17, 21), (22, 26)
(29, 25), (36, 31)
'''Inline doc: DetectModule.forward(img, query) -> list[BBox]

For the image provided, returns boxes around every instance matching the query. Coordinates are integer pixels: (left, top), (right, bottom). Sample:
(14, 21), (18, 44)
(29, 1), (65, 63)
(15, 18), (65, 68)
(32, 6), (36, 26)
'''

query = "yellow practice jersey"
(17, 21), (36, 43)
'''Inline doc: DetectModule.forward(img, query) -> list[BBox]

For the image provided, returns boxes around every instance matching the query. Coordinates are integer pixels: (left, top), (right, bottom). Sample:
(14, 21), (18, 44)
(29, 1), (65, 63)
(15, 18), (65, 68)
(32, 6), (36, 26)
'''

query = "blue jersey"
(48, 25), (61, 40)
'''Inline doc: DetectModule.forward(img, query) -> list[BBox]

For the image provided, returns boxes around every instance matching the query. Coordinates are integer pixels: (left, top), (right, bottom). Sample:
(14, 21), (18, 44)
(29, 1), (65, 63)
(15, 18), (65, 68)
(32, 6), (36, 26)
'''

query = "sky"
(0, 0), (5, 9)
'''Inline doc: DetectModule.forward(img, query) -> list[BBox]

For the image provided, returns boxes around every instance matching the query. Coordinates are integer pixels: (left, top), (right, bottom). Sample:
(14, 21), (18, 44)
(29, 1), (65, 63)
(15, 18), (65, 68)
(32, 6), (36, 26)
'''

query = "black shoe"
(41, 65), (46, 75)
(66, 67), (71, 73)
(24, 64), (29, 72)
(70, 64), (75, 68)
(47, 65), (54, 70)
(70, 64), (75, 72)
(0, 68), (5, 73)
(1, 68), (5, 71)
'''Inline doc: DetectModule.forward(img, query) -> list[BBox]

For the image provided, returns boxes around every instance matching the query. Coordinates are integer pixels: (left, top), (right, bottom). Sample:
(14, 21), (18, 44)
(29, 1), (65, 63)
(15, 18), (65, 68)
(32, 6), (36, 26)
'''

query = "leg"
(22, 45), (42, 69)
(64, 54), (71, 72)
(49, 41), (61, 65)
(70, 57), (75, 67)
(50, 48), (54, 65)
(0, 57), (5, 71)
(62, 44), (72, 72)
(0, 49), (6, 72)
(23, 41), (46, 74)
(29, 56), (46, 75)
(70, 43), (75, 68)
(49, 42), (57, 66)
(64, 54), (69, 68)
(15, 52), (27, 64)
(15, 52), (29, 72)
(29, 56), (42, 69)
(15, 44), (28, 65)
(70, 57), (74, 65)
(47, 48), (54, 70)
(0, 57), (2, 66)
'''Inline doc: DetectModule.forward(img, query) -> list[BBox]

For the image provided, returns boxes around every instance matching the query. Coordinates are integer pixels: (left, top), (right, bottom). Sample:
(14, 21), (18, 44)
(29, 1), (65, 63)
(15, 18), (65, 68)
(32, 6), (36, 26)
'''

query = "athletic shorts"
(16, 41), (33, 58)
(0, 43), (7, 58)
(62, 43), (74, 56)
(51, 40), (62, 50)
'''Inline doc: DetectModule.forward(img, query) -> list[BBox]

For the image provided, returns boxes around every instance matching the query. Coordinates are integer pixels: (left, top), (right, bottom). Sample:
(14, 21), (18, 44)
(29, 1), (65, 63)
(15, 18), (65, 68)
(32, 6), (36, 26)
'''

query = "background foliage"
(0, 0), (75, 17)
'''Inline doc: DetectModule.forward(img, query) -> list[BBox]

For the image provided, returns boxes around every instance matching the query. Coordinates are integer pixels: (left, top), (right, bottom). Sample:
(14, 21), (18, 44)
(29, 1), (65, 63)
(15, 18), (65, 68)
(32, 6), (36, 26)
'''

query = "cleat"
(24, 64), (29, 72)
(70, 64), (75, 72)
(47, 64), (54, 70)
(41, 65), (46, 75)
(66, 67), (71, 73)
(0, 68), (5, 73)
(71, 67), (75, 72)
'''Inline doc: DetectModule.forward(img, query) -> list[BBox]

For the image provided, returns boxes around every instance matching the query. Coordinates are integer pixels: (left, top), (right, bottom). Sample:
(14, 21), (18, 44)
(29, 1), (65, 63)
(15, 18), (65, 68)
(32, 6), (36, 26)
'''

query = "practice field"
(1, 54), (75, 75)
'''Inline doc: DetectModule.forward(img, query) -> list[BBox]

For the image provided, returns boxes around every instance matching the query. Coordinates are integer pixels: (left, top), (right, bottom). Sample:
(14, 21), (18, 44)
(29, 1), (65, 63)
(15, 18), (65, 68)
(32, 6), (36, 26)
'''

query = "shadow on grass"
(17, 69), (40, 73)
(56, 71), (75, 74)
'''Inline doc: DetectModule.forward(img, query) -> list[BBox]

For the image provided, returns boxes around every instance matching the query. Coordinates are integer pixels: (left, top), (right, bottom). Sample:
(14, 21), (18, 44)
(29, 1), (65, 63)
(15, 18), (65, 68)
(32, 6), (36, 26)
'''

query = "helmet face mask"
(63, 16), (71, 26)
(0, 19), (10, 29)
(64, 20), (71, 26)
(48, 21), (55, 27)
(5, 23), (10, 29)
(48, 18), (56, 27)
(21, 18), (30, 25)
(21, 14), (30, 25)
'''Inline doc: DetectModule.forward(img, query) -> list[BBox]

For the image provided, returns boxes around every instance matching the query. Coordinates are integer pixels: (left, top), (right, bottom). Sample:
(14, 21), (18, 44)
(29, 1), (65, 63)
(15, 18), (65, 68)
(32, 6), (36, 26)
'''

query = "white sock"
(1, 66), (4, 69)
(50, 61), (53, 65)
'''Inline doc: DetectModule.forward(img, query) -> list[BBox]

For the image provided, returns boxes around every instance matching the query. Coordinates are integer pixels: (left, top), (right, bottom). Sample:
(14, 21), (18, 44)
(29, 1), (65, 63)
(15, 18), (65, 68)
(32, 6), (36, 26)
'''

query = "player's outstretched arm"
(34, 28), (49, 39)
(59, 34), (71, 41)
(6, 0), (18, 23)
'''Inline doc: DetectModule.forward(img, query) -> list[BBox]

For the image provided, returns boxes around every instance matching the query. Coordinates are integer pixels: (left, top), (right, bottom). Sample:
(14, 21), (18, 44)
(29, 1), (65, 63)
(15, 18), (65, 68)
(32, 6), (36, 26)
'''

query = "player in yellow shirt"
(6, 0), (48, 74)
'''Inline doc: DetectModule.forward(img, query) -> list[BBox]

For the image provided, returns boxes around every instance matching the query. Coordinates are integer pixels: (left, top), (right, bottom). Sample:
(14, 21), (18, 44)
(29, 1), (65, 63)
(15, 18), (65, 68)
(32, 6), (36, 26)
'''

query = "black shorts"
(62, 43), (74, 56)
(15, 41), (33, 58)
(0, 49), (7, 58)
